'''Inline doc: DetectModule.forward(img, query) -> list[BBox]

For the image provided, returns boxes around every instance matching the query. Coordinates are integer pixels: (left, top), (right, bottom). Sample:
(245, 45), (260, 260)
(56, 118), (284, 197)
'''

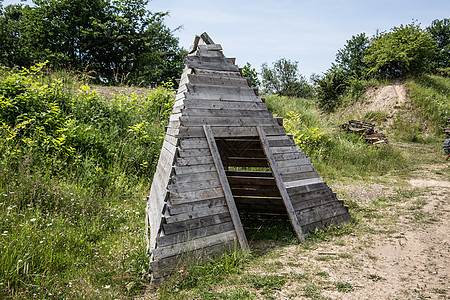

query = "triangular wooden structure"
(145, 32), (350, 282)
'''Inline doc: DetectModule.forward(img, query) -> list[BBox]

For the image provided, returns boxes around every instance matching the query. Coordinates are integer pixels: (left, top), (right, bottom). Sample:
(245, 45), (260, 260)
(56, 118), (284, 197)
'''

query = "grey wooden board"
(194, 69), (241, 78)
(283, 178), (323, 189)
(152, 230), (236, 260)
(236, 203), (287, 214)
(184, 92), (261, 102)
(169, 178), (221, 194)
(174, 164), (216, 175)
(278, 164), (315, 175)
(186, 56), (239, 72)
(203, 125), (249, 251)
(281, 171), (321, 182)
(163, 212), (231, 235)
(182, 108), (272, 118)
(257, 126), (305, 241)
(177, 148), (210, 158)
(151, 239), (236, 279)
(169, 186), (224, 205)
(296, 202), (349, 226)
(179, 138), (209, 149)
(198, 44), (223, 51)
(177, 125), (285, 139)
(165, 204), (230, 224)
(177, 116), (278, 127)
(270, 145), (303, 154)
(223, 157), (268, 168)
(186, 84), (257, 97)
(185, 74), (249, 87)
(231, 187), (282, 198)
(291, 194), (338, 212)
(225, 170), (273, 177)
(157, 221), (235, 248)
(172, 171), (219, 184)
(276, 158), (312, 168)
(301, 212), (350, 234)
(179, 99), (268, 110)
(167, 197), (228, 216)
(227, 175), (277, 186)
(273, 151), (307, 161)
(287, 182), (331, 197)
(176, 155), (214, 166)
(234, 196), (284, 206)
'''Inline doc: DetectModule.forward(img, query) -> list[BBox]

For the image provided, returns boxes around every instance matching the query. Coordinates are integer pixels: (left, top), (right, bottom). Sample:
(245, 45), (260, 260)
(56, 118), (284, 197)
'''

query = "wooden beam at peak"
(203, 125), (249, 252)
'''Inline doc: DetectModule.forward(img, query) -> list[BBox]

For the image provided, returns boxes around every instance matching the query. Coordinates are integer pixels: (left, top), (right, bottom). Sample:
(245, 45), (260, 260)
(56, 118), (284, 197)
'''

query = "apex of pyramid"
(189, 32), (222, 53)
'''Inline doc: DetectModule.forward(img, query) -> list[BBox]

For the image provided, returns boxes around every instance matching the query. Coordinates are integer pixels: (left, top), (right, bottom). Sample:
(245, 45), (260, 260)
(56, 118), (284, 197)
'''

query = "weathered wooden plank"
(150, 239), (236, 279)
(257, 126), (305, 242)
(268, 138), (296, 147)
(225, 170), (273, 177)
(184, 92), (261, 102)
(291, 193), (337, 212)
(174, 164), (216, 175)
(278, 164), (315, 175)
(182, 99), (268, 110)
(179, 138), (209, 149)
(198, 44), (223, 51)
(296, 203), (349, 227)
(194, 69), (241, 78)
(167, 198), (228, 216)
(169, 187), (224, 205)
(203, 125), (249, 252)
(172, 171), (218, 184)
(276, 158), (311, 168)
(169, 178), (221, 194)
(273, 151), (307, 161)
(186, 74), (249, 87)
(165, 204), (230, 224)
(230, 187), (281, 198)
(182, 108), (272, 118)
(178, 116), (277, 127)
(281, 171), (321, 183)
(284, 178), (324, 189)
(227, 175), (277, 186)
(186, 84), (256, 97)
(223, 157), (269, 168)
(176, 125), (284, 138)
(176, 155), (214, 167)
(157, 221), (235, 247)
(162, 212), (231, 235)
(301, 212), (351, 235)
(233, 196), (284, 206)
(186, 56), (239, 72)
(153, 230), (236, 260)
(236, 203), (287, 214)
(287, 182), (331, 198)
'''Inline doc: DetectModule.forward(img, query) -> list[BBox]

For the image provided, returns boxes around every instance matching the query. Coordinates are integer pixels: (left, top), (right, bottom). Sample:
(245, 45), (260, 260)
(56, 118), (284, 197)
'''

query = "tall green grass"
(408, 75), (450, 135)
(0, 64), (173, 298)
(265, 95), (407, 179)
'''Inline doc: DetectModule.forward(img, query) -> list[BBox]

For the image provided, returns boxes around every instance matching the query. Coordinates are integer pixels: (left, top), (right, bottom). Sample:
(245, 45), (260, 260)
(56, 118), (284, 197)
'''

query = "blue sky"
(3, 0), (450, 77)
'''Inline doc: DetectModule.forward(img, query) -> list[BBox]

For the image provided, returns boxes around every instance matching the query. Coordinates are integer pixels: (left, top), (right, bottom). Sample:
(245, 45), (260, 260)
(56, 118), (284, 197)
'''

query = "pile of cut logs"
(444, 118), (450, 160)
(341, 120), (388, 145)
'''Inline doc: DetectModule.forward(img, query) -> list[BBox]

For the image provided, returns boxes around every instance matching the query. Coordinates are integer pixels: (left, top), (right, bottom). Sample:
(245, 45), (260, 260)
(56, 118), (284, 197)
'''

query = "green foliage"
(261, 58), (314, 98)
(0, 0), (186, 86)
(407, 74), (450, 134)
(313, 67), (348, 111)
(242, 62), (260, 87)
(364, 22), (436, 79)
(0, 64), (174, 298)
(334, 33), (370, 79)
(427, 18), (450, 71)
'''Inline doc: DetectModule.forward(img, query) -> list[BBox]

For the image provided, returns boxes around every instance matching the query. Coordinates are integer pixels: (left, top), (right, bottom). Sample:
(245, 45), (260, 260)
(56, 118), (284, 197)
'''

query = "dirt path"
(261, 161), (450, 299)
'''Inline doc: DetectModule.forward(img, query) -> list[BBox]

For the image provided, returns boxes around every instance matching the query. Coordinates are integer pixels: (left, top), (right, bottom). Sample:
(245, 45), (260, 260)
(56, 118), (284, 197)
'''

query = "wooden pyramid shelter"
(145, 33), (350, 282)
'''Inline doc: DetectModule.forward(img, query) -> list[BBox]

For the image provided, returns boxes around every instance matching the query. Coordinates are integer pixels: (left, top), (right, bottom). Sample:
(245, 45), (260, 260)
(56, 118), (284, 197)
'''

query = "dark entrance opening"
(215, 136), (295, 242)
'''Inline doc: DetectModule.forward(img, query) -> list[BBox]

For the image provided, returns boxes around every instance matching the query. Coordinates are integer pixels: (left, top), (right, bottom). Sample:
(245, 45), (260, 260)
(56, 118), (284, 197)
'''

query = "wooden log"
(203, 125), (249, 251)
(157, 221), (235, 247)
(257, 126), (305, 241)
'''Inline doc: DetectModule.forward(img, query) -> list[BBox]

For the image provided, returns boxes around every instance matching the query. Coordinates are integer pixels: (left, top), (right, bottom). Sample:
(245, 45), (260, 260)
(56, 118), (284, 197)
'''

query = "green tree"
(313, 67), (348, 111)
(364, 22), (436, 79)
(0, 0), (186, 86)
(241, 62), (260, 87)
(334, 33), (370, 79)
(427, 18), (450, 71)
(261, 58), (313, 98)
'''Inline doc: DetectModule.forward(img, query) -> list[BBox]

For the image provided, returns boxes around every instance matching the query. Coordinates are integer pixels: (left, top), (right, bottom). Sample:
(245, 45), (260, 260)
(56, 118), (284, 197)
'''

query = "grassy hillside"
(0, 64), (448, 299)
